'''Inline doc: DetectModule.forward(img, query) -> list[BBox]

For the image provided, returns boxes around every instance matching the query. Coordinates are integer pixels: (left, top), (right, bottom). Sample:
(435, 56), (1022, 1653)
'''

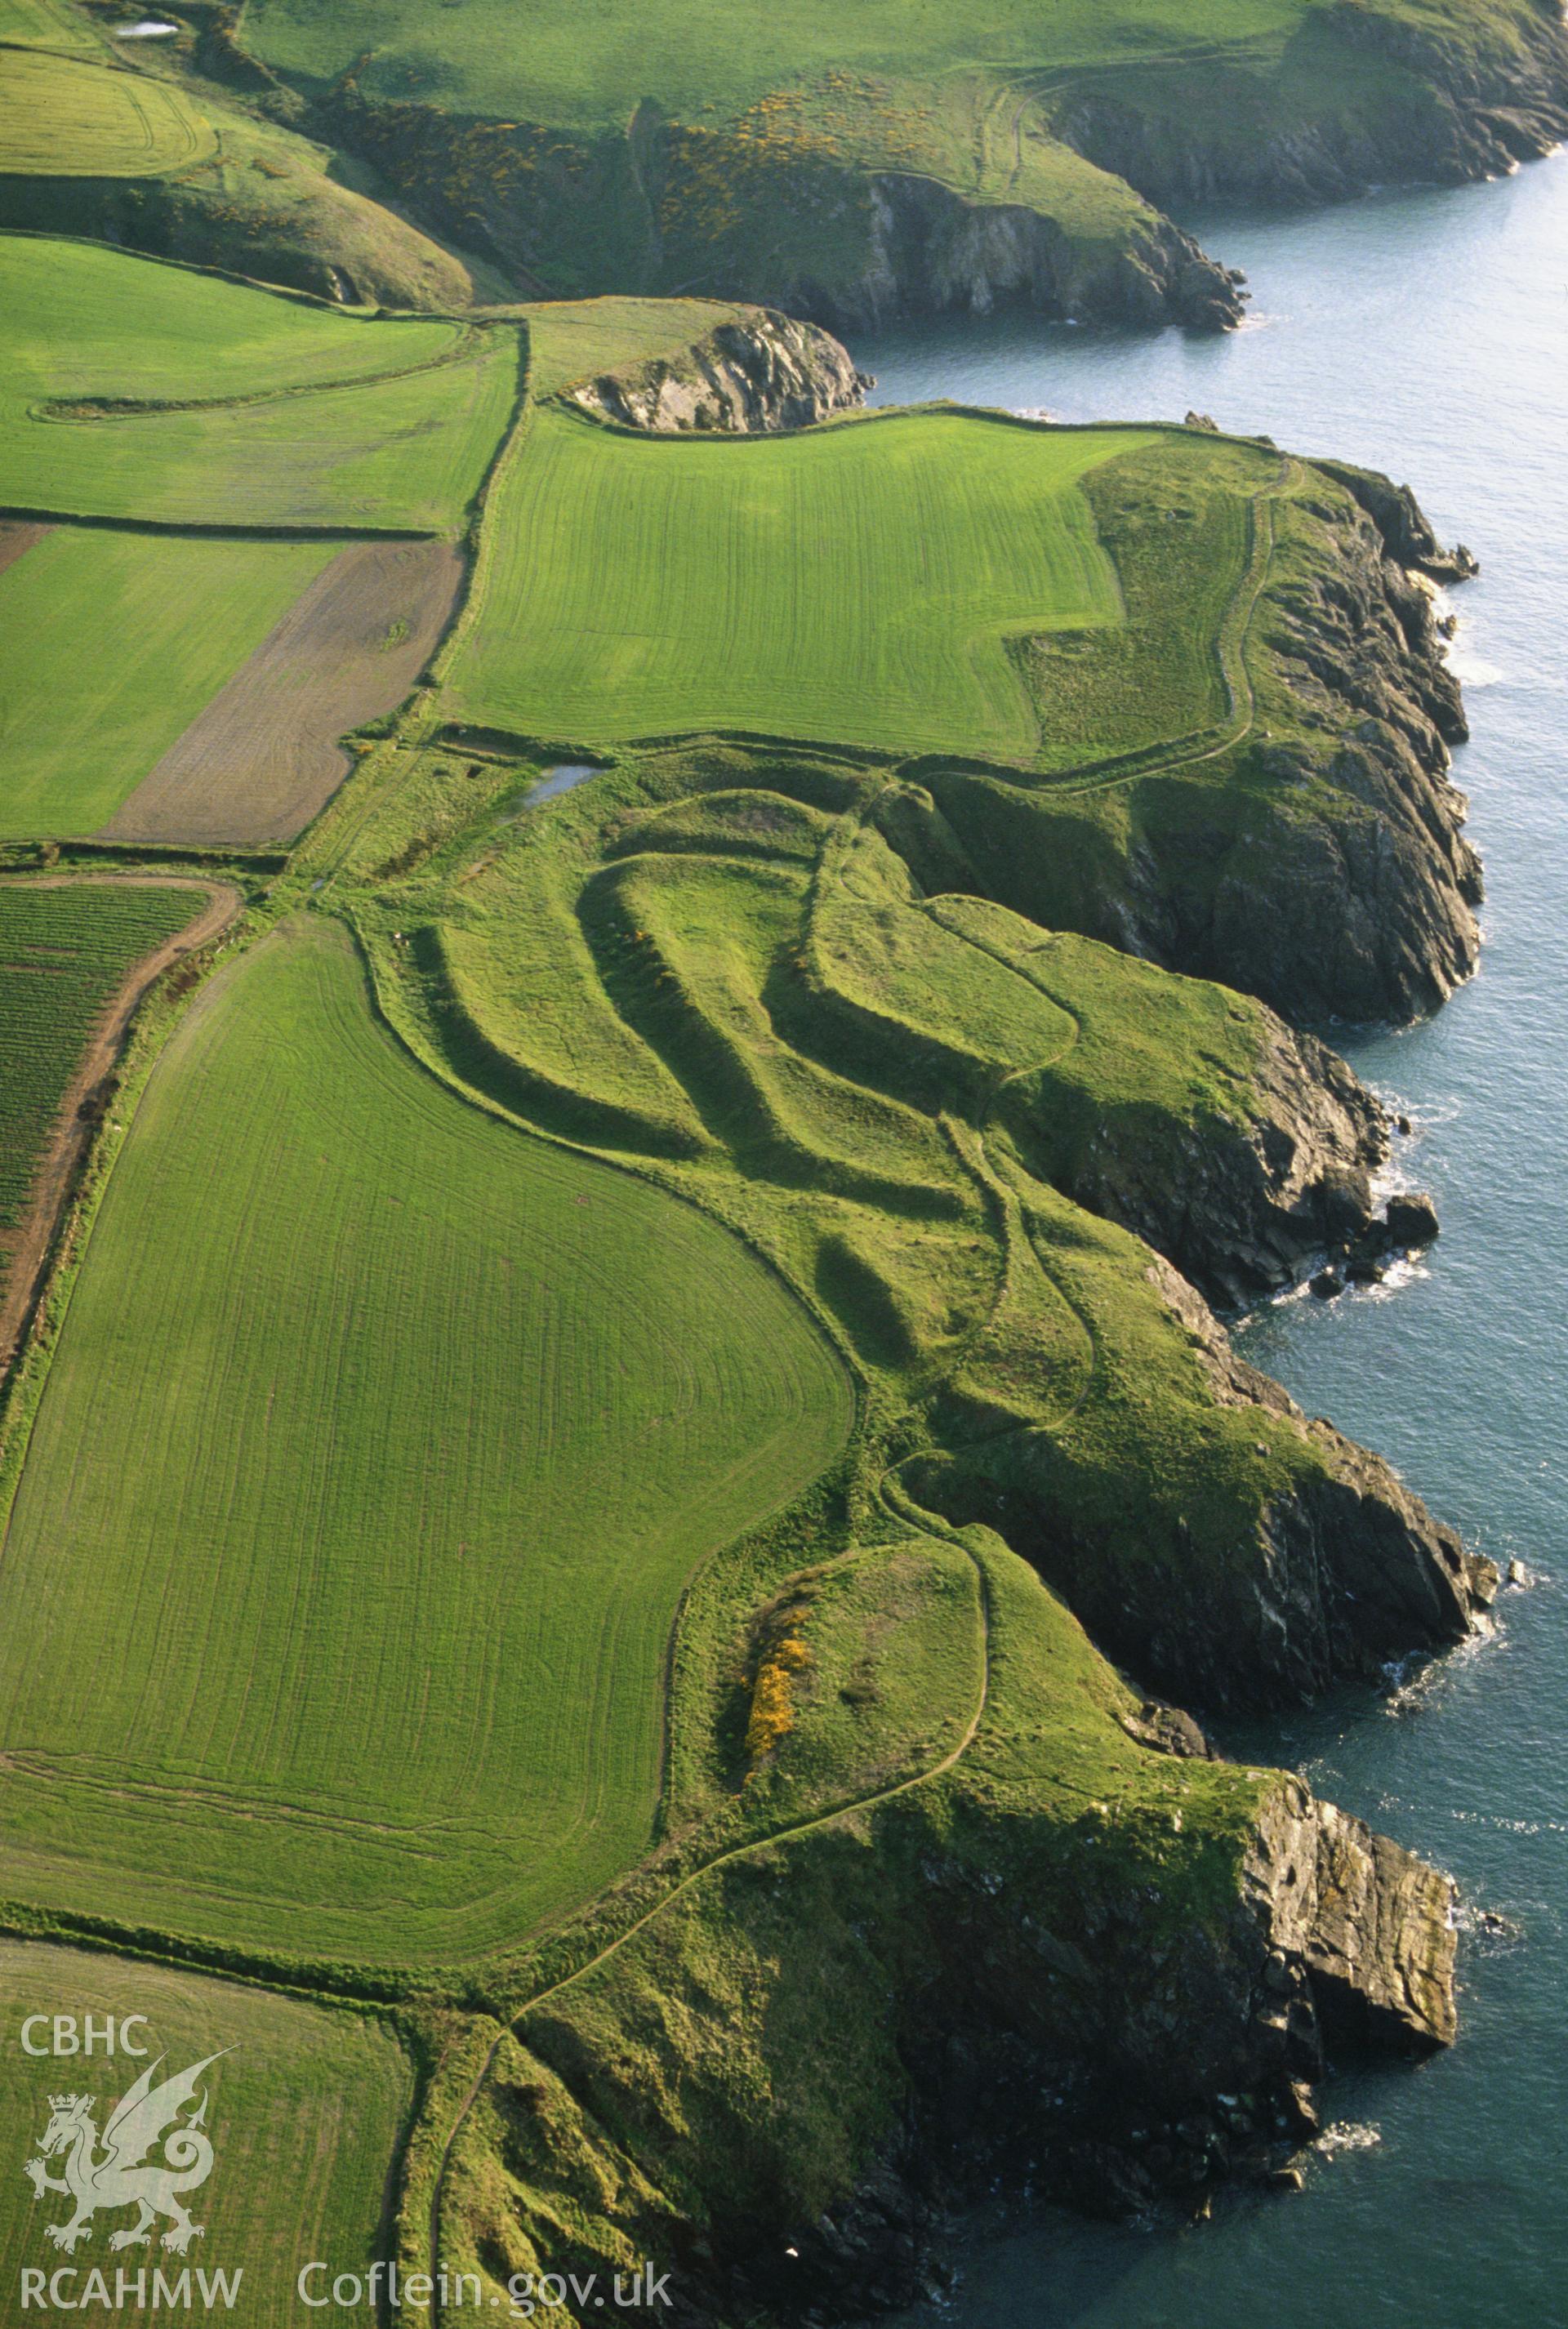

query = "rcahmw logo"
(16, 2018), (242, 2312)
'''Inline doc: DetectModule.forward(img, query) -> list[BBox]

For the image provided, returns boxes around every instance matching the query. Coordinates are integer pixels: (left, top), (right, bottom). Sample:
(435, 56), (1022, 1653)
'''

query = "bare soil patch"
(0, 520), (49, 578)
(0, 875), (242, 1380)
(97, 539), (463, 848)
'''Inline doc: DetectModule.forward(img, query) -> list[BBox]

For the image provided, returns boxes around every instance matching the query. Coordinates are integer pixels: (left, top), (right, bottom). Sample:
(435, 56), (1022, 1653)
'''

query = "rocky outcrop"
(1053, 0), (1568, 212)
(459, 1743), (1460, 2326)
(1134, 1258), (1497, 1707)
(1249, 1780), (1459, 2054)
(1314, 458), (1478, 583)
(1036, 1009), (1396, 1310)
(919, 1251), (1494, 1717)
(934, 471), (1483, 1027)
(562, 307), (868, 433)
(1214, 490), (1483, 1022)
(812, 171), (1244, 332)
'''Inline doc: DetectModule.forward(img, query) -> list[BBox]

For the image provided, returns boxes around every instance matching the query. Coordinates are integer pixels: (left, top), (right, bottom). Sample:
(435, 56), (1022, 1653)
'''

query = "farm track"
(0, 874), (241, 1379)
(427, 1485), (993, 2313)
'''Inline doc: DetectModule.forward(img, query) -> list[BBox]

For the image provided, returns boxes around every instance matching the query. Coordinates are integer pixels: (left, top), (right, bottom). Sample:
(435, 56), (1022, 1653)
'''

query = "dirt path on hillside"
(0, 519), (50, 579)
(0, 875), (243, 1379)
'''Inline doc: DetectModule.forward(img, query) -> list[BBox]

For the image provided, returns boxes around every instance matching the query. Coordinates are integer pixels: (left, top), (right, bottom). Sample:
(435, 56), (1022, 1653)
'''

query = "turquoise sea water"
(853, 154), (1568, 2328)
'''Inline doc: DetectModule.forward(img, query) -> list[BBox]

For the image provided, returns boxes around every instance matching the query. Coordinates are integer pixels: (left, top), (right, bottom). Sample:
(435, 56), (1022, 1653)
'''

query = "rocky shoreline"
(410, 454), (1499, 2324)
(307, 7), (1568, 333)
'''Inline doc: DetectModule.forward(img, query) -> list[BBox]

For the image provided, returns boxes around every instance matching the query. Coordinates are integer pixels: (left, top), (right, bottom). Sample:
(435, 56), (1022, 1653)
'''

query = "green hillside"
(238, 0), (1341, 132)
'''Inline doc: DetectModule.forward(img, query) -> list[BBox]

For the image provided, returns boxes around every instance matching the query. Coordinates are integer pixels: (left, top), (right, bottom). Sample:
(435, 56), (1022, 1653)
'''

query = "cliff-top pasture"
(448, 406), (1148, 760)
(0, 51), (216, 176)
(0, 916), (853, 1966)
(0, 238), (515, 529)
(0, 0), (97, 47)
(241, 0), (1335, 134)
(0, 1940), (411, 2318)
(523, 296), (745, 396)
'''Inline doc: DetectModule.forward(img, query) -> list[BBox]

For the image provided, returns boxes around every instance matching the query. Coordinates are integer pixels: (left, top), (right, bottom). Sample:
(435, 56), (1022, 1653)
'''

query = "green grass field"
(0, 1940), (411, 2320)
(448, 406), (1147, 760)
(0, 915), (852, 1964)
(0, 881), (199, 1288)
(242, 0), (1310, 134)
(524, 296), (743, 397)
(0, 0), (99, 50)
(0, 528), (337, 836)
(0, 51), (216, 175)
(0, 239), (514, 530)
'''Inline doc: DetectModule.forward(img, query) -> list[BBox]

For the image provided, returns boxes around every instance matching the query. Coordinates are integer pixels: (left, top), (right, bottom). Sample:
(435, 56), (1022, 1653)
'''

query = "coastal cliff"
(425, 1543), (1465, 2324)
(301, 4), (1568, 330)
(384, 442), (1497, 2321)
(815, 172), (1243, 332)
(561, 307), (867, 432)
(1055, 0), (1568, 211)
(929, 459), (1484, 1026)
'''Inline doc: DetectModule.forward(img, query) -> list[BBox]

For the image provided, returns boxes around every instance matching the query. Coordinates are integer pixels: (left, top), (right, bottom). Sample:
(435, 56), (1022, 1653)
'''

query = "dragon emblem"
(23, 2052), (229, 2255)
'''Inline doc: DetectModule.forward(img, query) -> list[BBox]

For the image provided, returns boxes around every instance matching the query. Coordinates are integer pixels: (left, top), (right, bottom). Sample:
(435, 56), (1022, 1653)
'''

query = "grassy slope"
(0, 244), (1444, 2288)
(0, 238), (514, 528)
(236, 0), (1554, 322)
(242, 0), (1312, 131)
(0, 529), (337, 835)
(448, 406), (1148, 760)
(0, 915), (851, 1965)
(523, 296), (745, 397)
(0, 1939), (411, 2318)
(0, 49), (216, 175)
(0, 0), (97, 50)
(440, 1527), (1271, 2303)
(0, 881), (199, 1283)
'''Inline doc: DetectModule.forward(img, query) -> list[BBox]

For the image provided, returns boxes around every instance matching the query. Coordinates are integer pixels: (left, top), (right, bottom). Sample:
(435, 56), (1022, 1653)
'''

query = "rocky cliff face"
(813, 171), (1243, 332)
(562, 307), (868, 433)
(1152, 1261), (1496, 1703)
(933, 464), (1485, 1028)
(1054, 0), (1568, 211)
(455, 1734), (1462, 2326)
(1036, 1009), (1396, 1311)
(1205, 478), (1484, 1023)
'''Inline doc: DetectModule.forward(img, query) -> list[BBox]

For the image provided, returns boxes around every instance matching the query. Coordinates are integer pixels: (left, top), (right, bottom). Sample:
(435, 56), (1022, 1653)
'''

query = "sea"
(851, 148), (1568, 2329)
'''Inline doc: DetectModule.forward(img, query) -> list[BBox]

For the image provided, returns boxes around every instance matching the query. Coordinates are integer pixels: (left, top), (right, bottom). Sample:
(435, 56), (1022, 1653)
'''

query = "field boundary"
(0, 875), (243, 1383)
(0, 501), (443, 543)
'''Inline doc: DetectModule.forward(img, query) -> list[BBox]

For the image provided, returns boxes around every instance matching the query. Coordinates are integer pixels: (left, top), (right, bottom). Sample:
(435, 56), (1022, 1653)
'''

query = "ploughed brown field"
(98, 537), (464, 848)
